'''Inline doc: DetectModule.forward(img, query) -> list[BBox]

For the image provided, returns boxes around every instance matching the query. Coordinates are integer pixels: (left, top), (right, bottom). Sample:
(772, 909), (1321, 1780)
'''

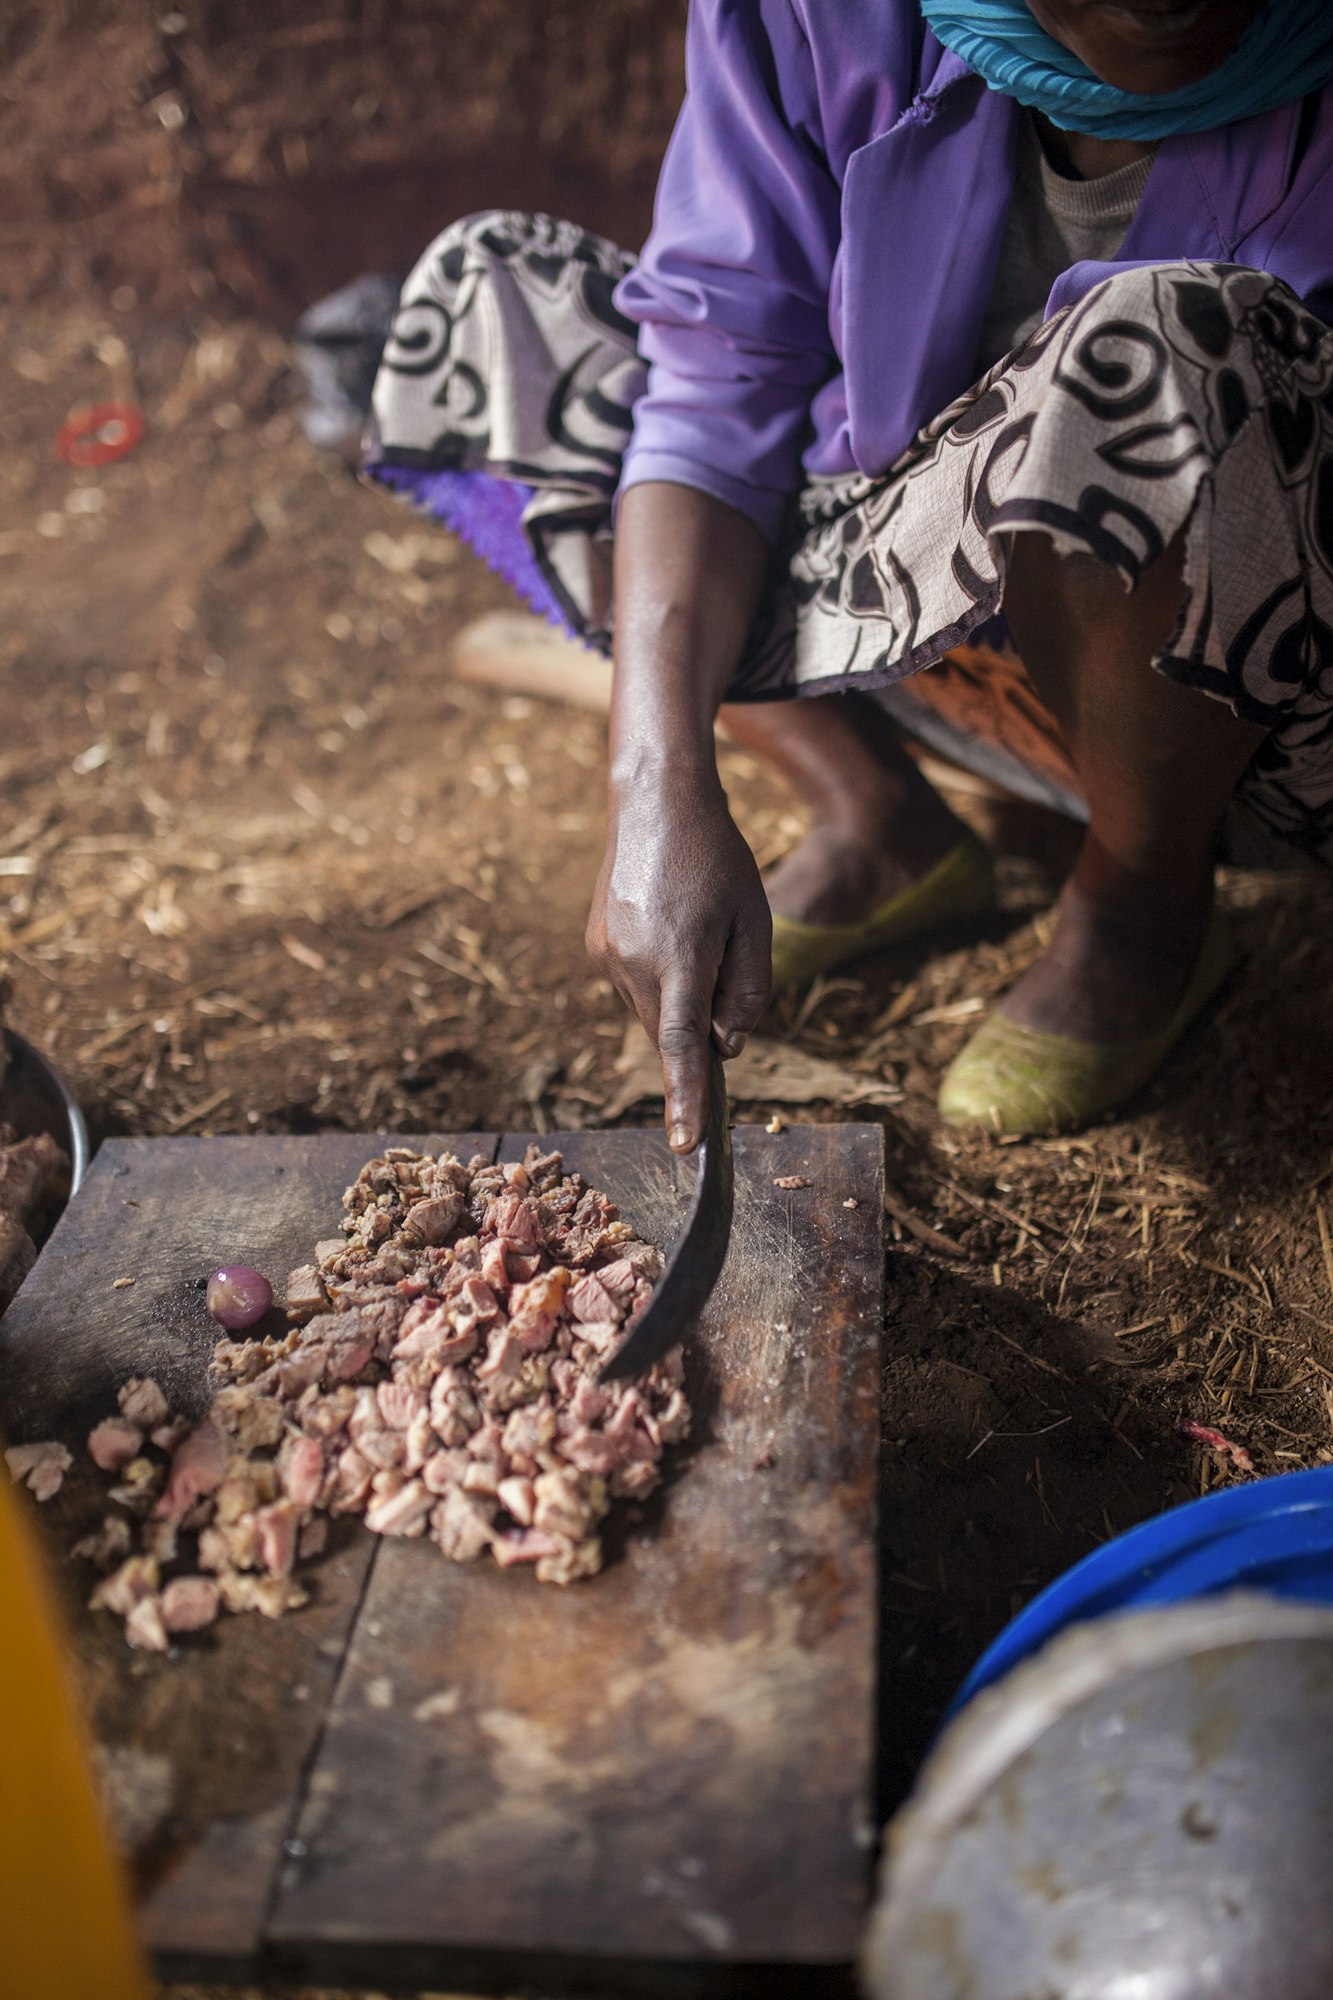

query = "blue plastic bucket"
(952, 1464), (1333, 1712)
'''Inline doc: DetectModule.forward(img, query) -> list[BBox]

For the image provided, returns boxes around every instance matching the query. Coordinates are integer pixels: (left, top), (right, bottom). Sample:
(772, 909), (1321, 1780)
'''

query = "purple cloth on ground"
(370, 464), (577, 636)
(614, 0), (1333, 541)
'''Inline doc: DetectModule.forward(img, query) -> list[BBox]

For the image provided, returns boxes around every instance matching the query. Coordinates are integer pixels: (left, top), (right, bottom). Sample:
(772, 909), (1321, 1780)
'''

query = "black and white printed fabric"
(368, 212), (1333, 865)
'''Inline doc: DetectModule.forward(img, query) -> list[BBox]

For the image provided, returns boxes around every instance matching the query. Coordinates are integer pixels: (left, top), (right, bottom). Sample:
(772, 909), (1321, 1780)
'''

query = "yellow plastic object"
(0, 1472), (150, 2000)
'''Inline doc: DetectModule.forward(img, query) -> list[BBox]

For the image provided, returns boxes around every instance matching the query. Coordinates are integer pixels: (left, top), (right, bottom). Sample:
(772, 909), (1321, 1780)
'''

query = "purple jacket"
(615, 0), (1333, 540)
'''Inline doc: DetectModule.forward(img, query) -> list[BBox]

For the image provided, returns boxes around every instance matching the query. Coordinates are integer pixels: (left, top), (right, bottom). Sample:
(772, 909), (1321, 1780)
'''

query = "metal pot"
(864, 1593), (1333, 2000)
(1, 1030), (88, 1198)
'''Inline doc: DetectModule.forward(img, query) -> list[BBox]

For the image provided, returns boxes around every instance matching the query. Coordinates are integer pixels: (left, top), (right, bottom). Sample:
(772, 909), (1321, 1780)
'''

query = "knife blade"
(598, 1042), (733, 1384)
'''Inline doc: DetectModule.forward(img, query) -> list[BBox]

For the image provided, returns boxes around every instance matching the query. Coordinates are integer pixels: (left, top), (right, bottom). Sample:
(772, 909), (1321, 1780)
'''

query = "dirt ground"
(5, 6), (1333, 1997)
(2, 0), (682, 322)
(8, 280), (1333, 1882)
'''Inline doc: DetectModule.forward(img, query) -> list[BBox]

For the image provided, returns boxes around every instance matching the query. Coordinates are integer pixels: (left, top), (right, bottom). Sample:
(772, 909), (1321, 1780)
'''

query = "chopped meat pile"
(44, 1147), (687, 1650)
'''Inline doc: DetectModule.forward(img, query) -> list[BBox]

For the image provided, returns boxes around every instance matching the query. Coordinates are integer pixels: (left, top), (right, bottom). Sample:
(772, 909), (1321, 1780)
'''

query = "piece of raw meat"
(118, 1378), (170, 1430)
(160, 1575), (221, 1632)
(0, 1214), (36, 1315)
(154, 1420), (228, 1523)
(6, 1438), (72, 1502)
(87, 1418), (144, 1473)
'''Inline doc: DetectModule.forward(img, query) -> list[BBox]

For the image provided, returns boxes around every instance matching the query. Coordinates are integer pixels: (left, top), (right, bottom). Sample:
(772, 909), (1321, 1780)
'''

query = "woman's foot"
(763, 813), (964, 926)
(997, 861), (1216, 1045)
(719, 689), (970, 926)
(938, 830), (1235, 1135)
(937, 899), (1236, 1135)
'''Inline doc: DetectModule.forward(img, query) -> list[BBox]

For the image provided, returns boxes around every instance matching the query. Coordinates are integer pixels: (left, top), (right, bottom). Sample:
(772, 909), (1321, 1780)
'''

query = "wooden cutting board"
(0, 1124), (884, 1997)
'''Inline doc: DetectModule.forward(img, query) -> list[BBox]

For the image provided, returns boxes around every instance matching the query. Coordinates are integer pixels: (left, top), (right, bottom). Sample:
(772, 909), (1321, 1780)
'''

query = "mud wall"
(2, 0), (686, 322)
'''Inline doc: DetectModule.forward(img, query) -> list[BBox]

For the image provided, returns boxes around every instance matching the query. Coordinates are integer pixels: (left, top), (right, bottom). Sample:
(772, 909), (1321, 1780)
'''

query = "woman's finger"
(711, 903), (772, 1058)
(655, 964), (716, 1152)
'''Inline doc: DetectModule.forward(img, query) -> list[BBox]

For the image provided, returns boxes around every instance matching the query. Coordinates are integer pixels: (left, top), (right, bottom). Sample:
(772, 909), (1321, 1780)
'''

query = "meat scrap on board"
(44, 1147), (688, 1650)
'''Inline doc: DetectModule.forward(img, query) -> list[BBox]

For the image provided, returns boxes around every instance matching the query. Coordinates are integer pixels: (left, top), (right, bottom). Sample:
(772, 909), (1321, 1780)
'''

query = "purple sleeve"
(614, 0), (841, 541)
(1256, 101), (1333, 326)
(1049, 91), (1333, 330)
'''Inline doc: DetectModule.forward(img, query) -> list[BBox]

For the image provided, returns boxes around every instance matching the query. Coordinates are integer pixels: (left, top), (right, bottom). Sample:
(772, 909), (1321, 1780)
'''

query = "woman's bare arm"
(586, 480), (772, 1152)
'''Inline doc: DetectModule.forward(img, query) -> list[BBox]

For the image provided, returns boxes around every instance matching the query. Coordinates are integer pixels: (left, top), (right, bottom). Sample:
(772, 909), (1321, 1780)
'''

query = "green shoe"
(937, 906), (1238, 1137)
(769, 830), (996, 993)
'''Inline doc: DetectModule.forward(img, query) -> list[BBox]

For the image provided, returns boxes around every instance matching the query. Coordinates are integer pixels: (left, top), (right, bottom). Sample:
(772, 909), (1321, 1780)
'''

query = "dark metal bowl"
(1, 1030), (89, 1198)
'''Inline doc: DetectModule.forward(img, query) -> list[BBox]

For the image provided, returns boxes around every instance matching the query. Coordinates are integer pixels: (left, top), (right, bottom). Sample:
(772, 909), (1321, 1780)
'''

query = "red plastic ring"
(55, 401), (146, 469)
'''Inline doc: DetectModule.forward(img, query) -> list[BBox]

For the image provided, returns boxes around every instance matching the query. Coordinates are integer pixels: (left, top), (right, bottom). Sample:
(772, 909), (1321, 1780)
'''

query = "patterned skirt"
(365, 211), (1333, 866)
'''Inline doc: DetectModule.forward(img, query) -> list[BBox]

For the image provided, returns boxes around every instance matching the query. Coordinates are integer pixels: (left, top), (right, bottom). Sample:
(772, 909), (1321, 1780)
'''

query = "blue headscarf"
(919, 0), (1333, 139)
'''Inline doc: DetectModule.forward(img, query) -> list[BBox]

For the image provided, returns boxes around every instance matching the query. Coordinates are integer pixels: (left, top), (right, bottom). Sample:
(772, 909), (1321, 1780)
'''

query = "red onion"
(206, 1265), (272, 1330)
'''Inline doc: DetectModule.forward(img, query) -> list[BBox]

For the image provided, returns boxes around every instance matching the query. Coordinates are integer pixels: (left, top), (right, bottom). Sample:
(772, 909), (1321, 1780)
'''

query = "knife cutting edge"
(598, 1042), (733, 1384)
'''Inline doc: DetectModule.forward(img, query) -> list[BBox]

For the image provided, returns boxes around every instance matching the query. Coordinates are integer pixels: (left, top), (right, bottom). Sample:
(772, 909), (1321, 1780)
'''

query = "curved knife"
(599, 1043), (733, 1384)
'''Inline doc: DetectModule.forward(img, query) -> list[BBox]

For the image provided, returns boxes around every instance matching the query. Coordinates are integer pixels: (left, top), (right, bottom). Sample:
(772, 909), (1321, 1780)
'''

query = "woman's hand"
(588, 770), (771, 1153)
(591, 480), (771, 1151)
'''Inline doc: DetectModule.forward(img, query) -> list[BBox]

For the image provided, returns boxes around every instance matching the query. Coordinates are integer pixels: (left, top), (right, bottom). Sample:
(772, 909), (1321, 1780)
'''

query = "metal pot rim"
(2, 1028), (89, 1197)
